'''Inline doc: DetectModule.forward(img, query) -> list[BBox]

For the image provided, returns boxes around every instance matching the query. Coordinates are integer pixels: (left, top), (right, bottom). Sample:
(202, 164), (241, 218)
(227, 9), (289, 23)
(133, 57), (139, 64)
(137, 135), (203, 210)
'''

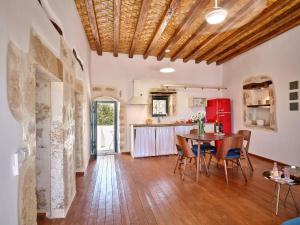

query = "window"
(152, 96), (168, 117)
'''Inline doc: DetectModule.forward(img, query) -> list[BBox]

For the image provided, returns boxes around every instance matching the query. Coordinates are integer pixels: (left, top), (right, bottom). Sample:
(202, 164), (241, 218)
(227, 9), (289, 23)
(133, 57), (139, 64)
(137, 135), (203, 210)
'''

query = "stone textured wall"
(36, 79), (51, 213)
(7, 31), (91, 224)
(92, 85), (127, 152)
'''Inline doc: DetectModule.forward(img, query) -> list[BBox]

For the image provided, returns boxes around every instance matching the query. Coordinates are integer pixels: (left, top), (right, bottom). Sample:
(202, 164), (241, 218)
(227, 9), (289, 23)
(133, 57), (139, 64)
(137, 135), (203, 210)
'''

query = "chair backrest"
(216, 135), (244, 159)
(237, 130), (251, 153)
(176, 135), (195, 158)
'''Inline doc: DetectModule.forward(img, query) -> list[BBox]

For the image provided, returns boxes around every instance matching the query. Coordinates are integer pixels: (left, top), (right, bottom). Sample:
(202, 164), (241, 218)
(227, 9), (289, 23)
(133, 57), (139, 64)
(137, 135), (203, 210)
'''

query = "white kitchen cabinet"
(156, 126), (177, 156)
(133, 127), (156, 158)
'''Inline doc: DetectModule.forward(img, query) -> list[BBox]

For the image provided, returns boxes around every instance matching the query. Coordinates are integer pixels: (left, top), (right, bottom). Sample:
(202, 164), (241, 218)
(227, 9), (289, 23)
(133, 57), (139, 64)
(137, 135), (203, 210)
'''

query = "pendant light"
(160, 54), (175, 73)
(205, 0), (228, 25)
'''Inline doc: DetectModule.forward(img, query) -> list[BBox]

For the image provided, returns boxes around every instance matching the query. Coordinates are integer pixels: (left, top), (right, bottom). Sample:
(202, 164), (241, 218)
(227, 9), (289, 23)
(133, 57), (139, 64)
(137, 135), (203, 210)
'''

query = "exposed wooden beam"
(113, 0), (121, 57)
(208, 1), (300, 64)
(156, 0), (210, 61)
(215, 11), (300, 64)
(129, 0), (152, 58)
(143, 0), (181, 59)
(85, 0), (102, 55)
(179, 0), (256, 63)
(195, 0), (290, 63)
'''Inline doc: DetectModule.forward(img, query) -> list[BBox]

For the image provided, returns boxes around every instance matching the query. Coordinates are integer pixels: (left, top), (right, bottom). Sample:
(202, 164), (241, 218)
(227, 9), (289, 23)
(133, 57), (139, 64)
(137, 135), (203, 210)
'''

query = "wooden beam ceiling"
(75, 0), (300, 64)
(180, 0), (256, 63)
(195, 0), (293, 63)
(84, 0), (102, 55)
(156, 0), (210, 61)
(143, 0), (181, 59)
(113, 0), (120, 57)
(129, 0), (152, 58)
(215, 7), (300, 64)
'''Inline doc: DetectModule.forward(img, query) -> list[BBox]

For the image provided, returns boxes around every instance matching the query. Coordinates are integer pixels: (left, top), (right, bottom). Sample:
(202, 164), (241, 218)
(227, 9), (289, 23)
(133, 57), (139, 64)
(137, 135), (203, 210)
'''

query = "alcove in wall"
(243, 76), (277, 131)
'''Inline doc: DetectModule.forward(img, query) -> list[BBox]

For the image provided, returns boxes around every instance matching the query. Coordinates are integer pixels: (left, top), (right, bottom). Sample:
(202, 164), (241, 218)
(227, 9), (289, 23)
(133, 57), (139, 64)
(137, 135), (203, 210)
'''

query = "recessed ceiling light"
(160, 67), (175, 73)
(205, 0), (227, 25)
(165, 49), (171, 53)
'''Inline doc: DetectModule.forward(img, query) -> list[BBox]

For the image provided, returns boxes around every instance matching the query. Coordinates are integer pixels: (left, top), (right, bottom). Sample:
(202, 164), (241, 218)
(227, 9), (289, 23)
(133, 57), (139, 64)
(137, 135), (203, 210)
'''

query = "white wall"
(91, 52), (223, 150)
(0, 0), (91, 224)
(223, 25), (300, 166)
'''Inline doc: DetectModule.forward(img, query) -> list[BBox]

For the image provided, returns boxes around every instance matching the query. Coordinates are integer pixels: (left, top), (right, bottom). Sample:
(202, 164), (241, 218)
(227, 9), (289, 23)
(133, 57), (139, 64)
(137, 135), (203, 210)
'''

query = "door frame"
(92, 100), (118, 155)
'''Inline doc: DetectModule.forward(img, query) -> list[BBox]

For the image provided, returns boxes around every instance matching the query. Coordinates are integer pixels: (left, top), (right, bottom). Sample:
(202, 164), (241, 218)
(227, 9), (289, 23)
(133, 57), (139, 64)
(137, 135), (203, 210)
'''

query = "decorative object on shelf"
(289, 81), (298, 111)
(188, 97), (207, 107)
(243, 76), (276, 131)
(191, 111), (206, 136)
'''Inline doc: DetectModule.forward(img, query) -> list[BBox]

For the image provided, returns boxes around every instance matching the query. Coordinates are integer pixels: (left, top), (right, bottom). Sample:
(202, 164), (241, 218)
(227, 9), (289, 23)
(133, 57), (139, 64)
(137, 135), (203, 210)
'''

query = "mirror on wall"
(243, 76), (277, 131)
(148, 88), (177, 117)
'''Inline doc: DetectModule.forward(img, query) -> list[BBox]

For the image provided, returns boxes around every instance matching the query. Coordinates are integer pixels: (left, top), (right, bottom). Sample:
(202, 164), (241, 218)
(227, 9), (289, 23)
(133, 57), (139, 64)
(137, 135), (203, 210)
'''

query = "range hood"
(128, 80), (148, 105)
(128, 94), (147, 105)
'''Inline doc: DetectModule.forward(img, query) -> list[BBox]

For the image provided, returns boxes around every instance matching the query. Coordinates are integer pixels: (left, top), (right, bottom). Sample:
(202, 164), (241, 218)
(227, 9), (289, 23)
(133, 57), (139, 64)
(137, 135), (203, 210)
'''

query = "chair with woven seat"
(237, 130), (253, 173)
(215, 135), (247, 184)
(173, 144), (184, 174)
(176, 135), (207, 180)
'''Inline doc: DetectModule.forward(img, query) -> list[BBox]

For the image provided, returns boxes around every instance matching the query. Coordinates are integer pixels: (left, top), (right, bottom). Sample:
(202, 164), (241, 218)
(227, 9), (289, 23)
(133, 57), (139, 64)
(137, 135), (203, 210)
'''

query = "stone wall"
(92, 85), (127, 152)
(7, 31), (91, 224)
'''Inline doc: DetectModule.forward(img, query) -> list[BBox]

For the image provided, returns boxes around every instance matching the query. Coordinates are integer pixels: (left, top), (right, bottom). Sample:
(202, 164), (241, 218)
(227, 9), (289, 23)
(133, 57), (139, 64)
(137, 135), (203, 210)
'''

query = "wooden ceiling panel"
(94, 0), (114, 52)
(75, 0), (300, 64)
(119, 0), (143, 53)
(134, 0), (171, 55)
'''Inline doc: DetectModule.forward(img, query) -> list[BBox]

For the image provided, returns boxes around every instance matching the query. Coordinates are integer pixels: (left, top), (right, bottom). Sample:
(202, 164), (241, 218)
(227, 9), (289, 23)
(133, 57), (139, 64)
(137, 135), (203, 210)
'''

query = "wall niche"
(243, 76), (277, 131)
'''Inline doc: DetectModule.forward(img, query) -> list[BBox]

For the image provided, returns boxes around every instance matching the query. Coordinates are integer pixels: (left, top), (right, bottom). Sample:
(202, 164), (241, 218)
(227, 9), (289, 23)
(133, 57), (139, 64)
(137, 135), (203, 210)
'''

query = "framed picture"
(290, 102), (299, 111)
(289, 81), (298, 90)
(289, 92), (298, 101)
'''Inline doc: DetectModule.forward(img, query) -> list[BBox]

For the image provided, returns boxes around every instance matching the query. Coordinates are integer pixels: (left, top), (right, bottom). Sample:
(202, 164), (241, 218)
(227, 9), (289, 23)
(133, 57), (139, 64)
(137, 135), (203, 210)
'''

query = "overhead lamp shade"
(160, 67), (175, 73)
(205, 8), (228, 25)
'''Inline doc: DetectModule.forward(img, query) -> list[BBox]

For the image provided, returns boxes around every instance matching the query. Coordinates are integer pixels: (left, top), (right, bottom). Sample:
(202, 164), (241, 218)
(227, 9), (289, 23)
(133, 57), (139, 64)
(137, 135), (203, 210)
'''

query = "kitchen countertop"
(131, 123), (196, 127)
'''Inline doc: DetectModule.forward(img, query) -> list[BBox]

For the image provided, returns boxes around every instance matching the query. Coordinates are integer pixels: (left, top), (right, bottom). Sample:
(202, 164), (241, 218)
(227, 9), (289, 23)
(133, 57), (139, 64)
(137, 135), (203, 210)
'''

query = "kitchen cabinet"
(130, 124), (194, 158)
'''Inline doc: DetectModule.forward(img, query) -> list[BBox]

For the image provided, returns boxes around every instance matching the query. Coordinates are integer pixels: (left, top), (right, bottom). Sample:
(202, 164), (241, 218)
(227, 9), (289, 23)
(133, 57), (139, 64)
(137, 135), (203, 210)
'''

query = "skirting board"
(249, 153), (288, 166)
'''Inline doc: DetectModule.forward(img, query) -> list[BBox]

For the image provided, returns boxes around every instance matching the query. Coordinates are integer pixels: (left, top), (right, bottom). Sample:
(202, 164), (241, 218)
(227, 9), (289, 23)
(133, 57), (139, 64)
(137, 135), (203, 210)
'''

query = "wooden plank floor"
(38, 154), (300, 225)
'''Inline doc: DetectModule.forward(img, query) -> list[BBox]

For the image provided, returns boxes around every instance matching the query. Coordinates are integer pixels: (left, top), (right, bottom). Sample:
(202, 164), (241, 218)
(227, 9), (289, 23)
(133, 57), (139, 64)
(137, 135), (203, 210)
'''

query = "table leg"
(275, 183), (281, 215)
(196, 142), (200, 182)
(202, 155), (210, 176)
(289, 186), (299, 214)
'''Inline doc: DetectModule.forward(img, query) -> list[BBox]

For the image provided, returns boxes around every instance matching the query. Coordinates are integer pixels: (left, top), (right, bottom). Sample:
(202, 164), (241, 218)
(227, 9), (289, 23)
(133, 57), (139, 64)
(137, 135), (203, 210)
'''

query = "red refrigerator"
(206, 98), (232, 148)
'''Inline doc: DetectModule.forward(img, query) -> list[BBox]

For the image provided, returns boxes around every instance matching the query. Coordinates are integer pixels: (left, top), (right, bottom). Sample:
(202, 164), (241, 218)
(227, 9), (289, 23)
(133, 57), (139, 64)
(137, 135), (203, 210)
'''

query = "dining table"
(181, 132), (233, 182)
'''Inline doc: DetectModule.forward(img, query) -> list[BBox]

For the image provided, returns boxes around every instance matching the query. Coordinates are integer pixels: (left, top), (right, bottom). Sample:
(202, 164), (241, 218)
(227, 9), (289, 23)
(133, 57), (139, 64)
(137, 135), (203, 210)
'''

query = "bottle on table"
(214, 120), (219, 133)
(272, 162), (279, 177)
(219, 122), (224, 133)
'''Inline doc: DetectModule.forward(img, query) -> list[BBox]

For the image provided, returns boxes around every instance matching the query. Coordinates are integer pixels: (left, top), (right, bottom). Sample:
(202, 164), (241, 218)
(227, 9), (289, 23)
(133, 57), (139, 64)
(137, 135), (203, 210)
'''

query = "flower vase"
(198, 120), (205, 136)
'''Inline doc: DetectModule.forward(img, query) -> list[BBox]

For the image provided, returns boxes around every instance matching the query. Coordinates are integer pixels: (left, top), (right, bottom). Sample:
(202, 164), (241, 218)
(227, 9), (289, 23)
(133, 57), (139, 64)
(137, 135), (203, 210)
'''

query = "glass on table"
(283, 166), (291, 179)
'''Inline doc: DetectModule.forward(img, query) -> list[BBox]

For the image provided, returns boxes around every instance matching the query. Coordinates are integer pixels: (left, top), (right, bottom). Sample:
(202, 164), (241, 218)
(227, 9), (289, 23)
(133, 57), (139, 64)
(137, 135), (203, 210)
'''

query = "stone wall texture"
(7, 31), (91, 224)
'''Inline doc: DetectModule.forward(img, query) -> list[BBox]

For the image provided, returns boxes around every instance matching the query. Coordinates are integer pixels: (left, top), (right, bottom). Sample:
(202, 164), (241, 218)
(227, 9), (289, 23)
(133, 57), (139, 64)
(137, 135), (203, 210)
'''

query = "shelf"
(247, 104), (270, 108)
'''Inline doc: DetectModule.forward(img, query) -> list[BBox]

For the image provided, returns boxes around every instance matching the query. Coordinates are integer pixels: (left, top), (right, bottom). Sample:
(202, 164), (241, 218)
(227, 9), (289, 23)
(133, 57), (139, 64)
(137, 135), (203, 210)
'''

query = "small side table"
(263, 171), (300, 215)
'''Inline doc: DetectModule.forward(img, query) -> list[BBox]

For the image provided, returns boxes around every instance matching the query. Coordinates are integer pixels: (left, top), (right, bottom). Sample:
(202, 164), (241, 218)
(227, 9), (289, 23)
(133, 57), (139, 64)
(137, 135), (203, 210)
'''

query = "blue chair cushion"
(192, 144), (217, 155)
(282, 217), (300, 225)
(225, 148), (241, 159)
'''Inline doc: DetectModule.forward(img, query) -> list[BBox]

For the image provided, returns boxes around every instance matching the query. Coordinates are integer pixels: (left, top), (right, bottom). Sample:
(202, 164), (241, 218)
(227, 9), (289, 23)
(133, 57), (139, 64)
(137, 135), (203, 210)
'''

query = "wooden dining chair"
(173, 144), (184, 174)
(176, 135), (198, 180)
(215, 135), (247, 184)
(237, 130), (253, 173)
(190, 129), (217, 168)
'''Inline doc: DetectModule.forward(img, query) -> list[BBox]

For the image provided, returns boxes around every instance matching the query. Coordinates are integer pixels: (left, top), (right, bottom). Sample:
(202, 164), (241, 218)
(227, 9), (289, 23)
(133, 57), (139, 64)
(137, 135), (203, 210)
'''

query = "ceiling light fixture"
(205, 0), (228, 25)
(160, 67), (175, 73)
(165, 49), (171, 53)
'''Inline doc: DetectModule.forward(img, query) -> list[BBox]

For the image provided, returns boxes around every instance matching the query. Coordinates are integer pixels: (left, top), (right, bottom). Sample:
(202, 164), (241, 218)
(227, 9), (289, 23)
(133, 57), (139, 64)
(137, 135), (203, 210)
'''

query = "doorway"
(92, 100), (118, 155)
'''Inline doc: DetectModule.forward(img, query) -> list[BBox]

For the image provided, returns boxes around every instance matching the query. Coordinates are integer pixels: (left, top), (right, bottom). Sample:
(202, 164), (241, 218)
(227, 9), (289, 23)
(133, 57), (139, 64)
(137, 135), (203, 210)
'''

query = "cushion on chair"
(225, 148), (241, 159)
(192, 145), (205, 156)
(282, 217), (300, 225)
(192, 144), (217, 155)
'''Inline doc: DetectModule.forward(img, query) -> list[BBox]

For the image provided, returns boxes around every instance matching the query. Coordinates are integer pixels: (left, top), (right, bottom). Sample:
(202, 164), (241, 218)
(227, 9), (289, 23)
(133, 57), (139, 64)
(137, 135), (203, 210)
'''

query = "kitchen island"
(130, 123), (196, 158)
